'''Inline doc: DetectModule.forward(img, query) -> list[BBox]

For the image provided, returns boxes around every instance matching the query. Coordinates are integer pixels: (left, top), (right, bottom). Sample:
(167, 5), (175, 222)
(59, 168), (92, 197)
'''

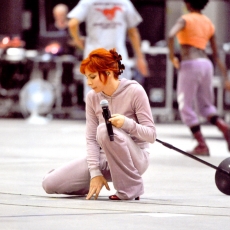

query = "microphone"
(100, 99), (114, 141)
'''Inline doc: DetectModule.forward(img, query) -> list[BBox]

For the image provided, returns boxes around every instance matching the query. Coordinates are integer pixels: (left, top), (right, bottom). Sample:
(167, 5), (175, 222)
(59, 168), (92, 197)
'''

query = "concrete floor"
(0, 118), (230, 230)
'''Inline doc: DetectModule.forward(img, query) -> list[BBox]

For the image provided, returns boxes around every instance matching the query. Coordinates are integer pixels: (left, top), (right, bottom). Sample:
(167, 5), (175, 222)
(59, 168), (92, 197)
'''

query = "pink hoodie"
(85, 78), (156, 178)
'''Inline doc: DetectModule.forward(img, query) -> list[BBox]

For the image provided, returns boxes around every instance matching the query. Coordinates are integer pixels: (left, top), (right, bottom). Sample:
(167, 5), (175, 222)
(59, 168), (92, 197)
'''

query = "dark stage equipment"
(156, 139), (230, 196)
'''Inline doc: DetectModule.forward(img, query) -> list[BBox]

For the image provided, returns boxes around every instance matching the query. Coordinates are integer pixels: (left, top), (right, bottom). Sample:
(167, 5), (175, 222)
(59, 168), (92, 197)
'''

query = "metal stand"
(142, 41), (174, 122)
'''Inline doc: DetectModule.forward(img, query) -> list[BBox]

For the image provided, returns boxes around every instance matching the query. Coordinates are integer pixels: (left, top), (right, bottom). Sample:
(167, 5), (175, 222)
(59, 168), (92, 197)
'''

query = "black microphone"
(100, 99), (114, 141)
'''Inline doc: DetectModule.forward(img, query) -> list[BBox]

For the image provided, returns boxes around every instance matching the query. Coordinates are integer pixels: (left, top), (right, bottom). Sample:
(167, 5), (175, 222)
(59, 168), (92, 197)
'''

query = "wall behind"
(22, 0), (39, 49)
(132, 0), (166, 46)
(0, 0), (23, 37)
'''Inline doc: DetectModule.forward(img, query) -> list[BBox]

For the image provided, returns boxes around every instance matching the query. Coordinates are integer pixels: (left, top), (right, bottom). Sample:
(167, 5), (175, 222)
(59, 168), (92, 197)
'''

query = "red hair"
(80, 48), (123, 84)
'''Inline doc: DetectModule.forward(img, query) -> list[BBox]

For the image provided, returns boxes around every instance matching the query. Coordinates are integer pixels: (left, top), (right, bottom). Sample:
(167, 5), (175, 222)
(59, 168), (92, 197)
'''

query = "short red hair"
(80, 48), (123, 84)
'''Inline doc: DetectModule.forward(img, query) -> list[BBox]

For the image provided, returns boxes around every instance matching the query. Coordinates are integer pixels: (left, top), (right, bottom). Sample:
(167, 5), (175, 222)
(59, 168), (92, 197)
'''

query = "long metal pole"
(156, 138), (229, 175)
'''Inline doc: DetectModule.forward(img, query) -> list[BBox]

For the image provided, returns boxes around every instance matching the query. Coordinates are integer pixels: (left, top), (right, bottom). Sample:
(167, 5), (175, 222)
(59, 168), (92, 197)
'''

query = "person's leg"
(195, 59), (230, 152)
(177, 60), (200, 127)
(189, 125), (209, 156)
(42, 157), (90, 195)
(42, 154), (111, 195)
(96, 123), (150, 200)
(196, 59), (217, 118)
(209, 115), (230, 151)
(177, 60), (209, 155)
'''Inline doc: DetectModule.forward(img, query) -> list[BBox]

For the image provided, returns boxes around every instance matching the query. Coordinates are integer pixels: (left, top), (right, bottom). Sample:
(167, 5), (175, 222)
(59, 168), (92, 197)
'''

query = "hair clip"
(117, 60), (125, 75)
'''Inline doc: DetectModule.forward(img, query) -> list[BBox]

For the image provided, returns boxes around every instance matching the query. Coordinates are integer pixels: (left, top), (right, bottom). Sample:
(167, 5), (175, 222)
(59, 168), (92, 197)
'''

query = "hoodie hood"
(100, 78), (139, 99)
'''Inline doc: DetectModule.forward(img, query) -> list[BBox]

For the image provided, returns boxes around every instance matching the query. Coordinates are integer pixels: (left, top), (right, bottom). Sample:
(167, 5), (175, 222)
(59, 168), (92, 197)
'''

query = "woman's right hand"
(109, 114), (125, 128)
(86, 175), (110, 200)
(224, 80), (230, 91)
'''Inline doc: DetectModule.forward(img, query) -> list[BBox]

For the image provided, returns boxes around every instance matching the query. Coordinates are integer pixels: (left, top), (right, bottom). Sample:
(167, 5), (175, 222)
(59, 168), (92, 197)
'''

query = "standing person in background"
(50, 4), (69, 31)
(42, 48), (156, 200)
(67, 0), (149, 100)
(44, 3), (77, 108)
(46, 3), (75, 55)
(168, 0), (230, 156)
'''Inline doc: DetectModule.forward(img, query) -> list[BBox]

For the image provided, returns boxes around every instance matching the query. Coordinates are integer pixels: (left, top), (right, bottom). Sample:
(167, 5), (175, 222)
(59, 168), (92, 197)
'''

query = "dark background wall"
(22, 0), (39, 49)
(132, 0), (165, 45)
(0, 0), (23, 36)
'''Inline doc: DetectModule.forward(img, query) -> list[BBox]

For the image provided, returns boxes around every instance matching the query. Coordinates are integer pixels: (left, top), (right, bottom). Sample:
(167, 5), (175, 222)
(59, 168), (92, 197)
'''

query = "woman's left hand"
(109, 114), (125, 128)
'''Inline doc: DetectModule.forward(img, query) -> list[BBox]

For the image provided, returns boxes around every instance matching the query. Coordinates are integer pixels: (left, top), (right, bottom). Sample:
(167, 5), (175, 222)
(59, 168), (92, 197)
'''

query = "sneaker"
(188, 144), (210, 156)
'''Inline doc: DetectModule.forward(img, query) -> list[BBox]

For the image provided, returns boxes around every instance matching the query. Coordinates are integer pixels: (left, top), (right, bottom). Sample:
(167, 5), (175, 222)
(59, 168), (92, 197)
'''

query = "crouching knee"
(96, 123), (109, 143)
(42, 172), (57, 194)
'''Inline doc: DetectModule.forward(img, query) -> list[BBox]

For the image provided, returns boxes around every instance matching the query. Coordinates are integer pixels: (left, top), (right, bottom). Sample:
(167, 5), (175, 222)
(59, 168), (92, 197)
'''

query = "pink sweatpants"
(42, 123), (150, 199)
(177, 58), (217, 126)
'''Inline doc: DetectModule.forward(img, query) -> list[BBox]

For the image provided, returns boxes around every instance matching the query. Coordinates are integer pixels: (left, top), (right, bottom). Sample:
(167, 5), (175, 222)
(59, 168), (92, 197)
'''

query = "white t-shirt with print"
(68, 0), (142, 80)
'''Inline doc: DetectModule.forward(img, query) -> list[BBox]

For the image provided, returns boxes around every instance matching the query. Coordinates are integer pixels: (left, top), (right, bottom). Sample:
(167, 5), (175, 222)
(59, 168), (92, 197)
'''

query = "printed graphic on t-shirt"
(96, 6), (122, 20)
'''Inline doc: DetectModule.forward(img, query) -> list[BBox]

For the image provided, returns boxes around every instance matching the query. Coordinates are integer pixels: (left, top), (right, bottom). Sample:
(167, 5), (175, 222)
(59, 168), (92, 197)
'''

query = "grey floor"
(0, 118), (230, 230)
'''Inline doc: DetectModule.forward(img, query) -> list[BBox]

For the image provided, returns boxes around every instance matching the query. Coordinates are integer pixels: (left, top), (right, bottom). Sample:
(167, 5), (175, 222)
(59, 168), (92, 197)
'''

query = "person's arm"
(85, 94), (110, 200)
(127, 27), (149, 77)
(209, 35), (228, 79)
(110, 85), (156, 143)
(168, 17), (185, 69)
(68, 18), (84, 50)
(85, 94), (102, 178)
(122, 85), (156, 143)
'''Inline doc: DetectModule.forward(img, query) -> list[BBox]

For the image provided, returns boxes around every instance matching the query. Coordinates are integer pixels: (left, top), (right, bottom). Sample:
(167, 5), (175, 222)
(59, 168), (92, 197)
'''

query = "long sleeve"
(85, 94), (102, 179)
(121, 84), (156, 144)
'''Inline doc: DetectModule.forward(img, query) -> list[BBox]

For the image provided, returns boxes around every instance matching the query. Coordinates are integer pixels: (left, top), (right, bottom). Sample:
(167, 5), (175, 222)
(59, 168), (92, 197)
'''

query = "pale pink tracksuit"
(177, 58), (217, 126)
(42, 78), (156, 199)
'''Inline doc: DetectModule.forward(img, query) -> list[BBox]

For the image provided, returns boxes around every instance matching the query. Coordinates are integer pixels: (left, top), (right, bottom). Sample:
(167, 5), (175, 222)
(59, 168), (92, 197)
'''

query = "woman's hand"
(136, 57), (150, 77)
(171, 56), (180, 69)
(109, 114), (125, 128)
(224, 80), (230, 91)
(72, 37), (85, 50)
(86, 176), (110, 200)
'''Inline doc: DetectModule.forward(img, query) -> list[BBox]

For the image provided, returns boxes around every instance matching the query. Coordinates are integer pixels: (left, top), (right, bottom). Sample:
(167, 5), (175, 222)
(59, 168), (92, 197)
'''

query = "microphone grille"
(100, 99), (108, 107)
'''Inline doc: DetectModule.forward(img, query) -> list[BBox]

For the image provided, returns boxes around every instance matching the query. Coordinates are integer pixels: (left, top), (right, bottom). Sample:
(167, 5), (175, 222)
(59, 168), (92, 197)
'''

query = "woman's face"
(85, 68), (106, 93)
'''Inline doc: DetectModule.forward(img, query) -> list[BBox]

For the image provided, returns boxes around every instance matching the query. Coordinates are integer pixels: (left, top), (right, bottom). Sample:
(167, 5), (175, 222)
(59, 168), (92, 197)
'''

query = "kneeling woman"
(42, 48), (156, 200)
